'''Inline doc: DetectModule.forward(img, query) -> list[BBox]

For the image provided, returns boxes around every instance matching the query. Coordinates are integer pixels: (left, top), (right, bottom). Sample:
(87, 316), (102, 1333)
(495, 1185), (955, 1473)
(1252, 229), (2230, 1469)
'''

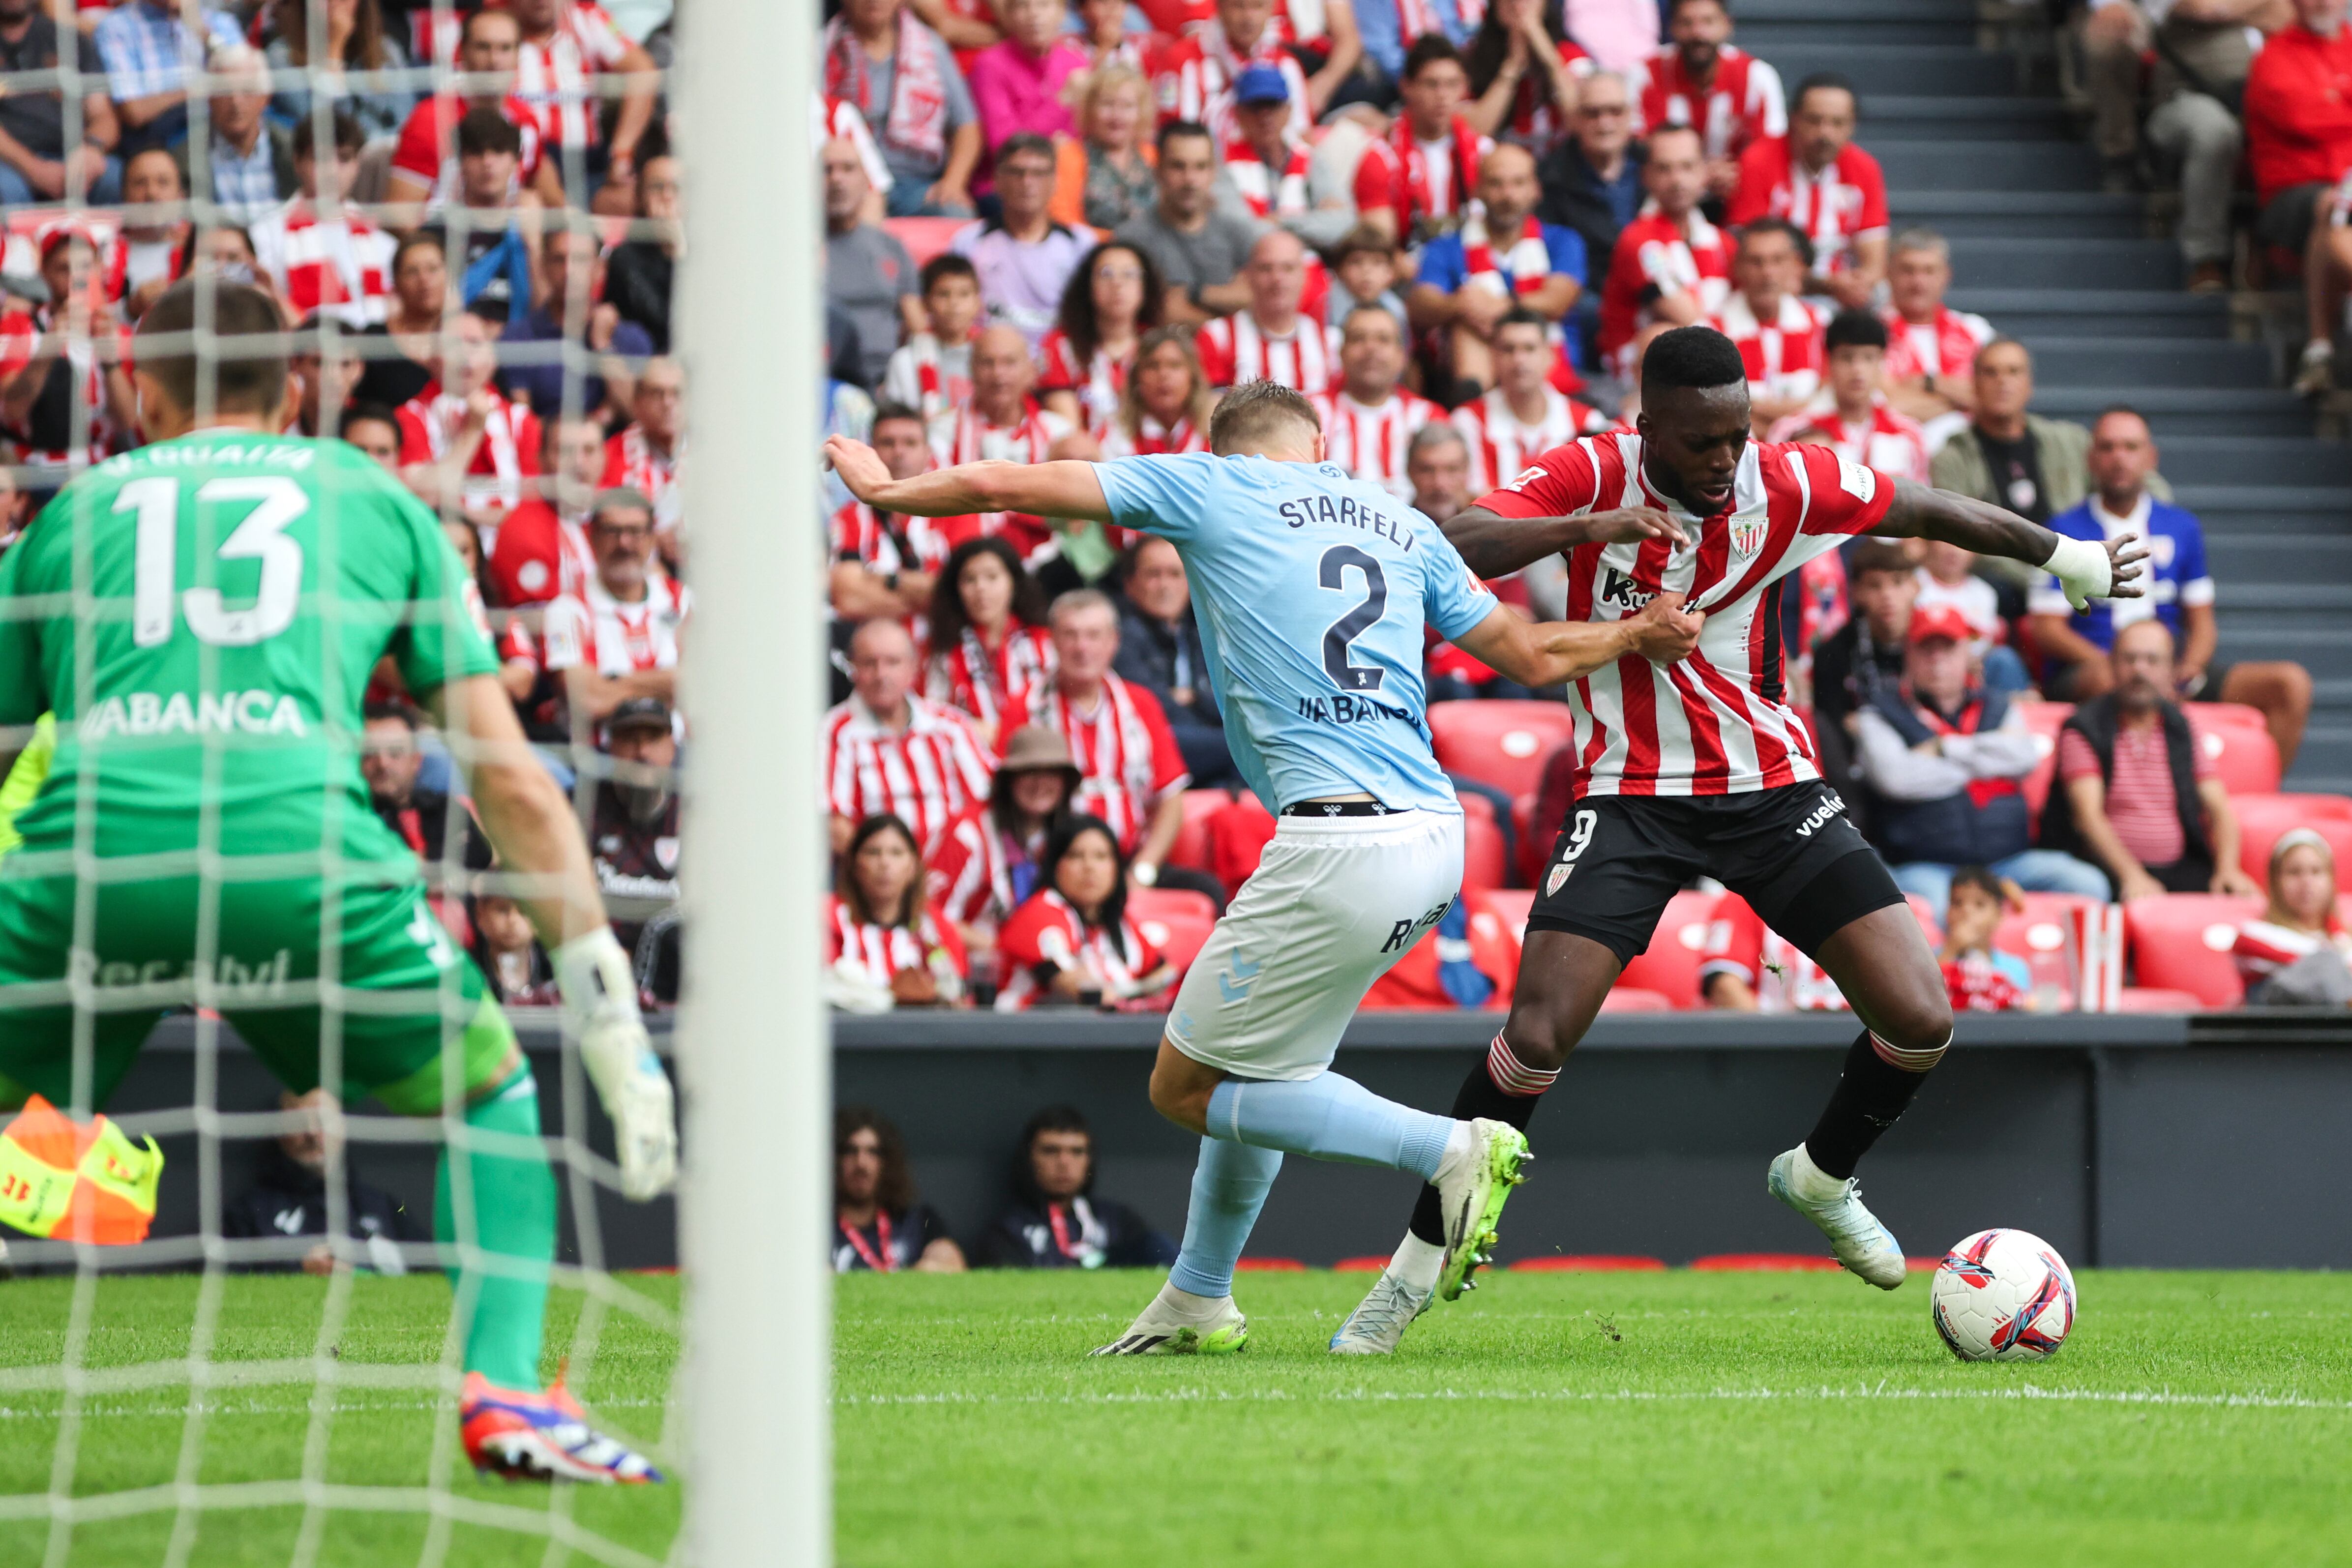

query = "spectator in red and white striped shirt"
(1726, 73), (1888, 312)
(506, 0), (658, 214)
(993, 815), (1176, 1011)
(1595, 124), (1731, 375)
(249, 111), (396, 329)
(601, 357), (685, 544)
(823, 618), (998, 857)
(1194, 229), (1340, 393)
(832, 401), (975, 627)
(930, 324), (1090, 566)
(386, 7), (564, 226)
(540, 489), (688, 739)
(1705, 217), (1825, 435)
(1880, 227), (1993, 442)
(925, 534), (1059, 744)
(1314, 305), (1439, 500)
(1766, 309), (1931, 482)
(1450, 307), (1610, 491)
(826, 813), (969, 1009)
(924, 724), (1084, 965)
(884, 254), (982, 427)
(1629, 0), (1785, 198)
(2041, 619), (2257, 903)
(395, 308), (543, 537)
(996, 591), (1191, 879)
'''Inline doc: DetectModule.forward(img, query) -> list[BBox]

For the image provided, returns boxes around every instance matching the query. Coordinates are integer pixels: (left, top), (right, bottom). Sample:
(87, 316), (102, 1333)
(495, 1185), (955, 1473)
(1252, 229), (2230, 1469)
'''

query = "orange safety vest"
(0, 1095), (163, 1244)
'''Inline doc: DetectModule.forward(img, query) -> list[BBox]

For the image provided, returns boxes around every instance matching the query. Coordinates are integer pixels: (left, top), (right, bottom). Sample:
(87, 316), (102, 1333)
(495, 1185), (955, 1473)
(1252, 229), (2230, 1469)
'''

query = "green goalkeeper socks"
(434, 1065), (556, 1391)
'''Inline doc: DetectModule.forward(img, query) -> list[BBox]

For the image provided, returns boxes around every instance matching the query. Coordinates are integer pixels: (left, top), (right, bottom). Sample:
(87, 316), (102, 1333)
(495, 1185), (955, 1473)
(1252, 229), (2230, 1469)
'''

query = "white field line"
(836, 1384), (2352, 1413)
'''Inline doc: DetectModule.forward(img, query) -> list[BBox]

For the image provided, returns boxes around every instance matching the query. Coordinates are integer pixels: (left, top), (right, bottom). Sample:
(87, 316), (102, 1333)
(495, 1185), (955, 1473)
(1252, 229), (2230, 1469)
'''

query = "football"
(1931, 1228), (2079, 1362)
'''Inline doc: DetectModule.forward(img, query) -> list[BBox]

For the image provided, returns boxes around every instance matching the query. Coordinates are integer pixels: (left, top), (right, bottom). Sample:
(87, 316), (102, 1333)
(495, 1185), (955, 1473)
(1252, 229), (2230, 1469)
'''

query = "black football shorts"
(1526, 783), (1905, 968)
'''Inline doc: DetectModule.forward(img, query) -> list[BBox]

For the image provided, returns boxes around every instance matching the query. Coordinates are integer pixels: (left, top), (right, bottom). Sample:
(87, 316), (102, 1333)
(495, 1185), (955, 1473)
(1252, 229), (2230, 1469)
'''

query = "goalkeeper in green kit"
(0, 280), (675, 1484)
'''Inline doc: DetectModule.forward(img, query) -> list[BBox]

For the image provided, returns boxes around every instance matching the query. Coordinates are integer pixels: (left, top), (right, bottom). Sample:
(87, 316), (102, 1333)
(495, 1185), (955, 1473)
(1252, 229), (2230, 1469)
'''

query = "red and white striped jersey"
(1472, 434), (1897, 796)
(1705, 291), (1826, 408)
(882, 334), (973, 427)
(926, 621), (1058, 734)
(1147, 23), (1310, 141)
(248, 198), (396, 328)
(1313, 388), (1440, 501)
(1037, 329), (1129, 435)
(1195, 310), (1341, 393)
(924, 802), (1023, 929)
(1726, 137), (1890, 277)
(541, 573), (691, 678)
(992, 889), (1167, 1011)
(818, 693), (997, 852)
(931, 401), (1075, 564)
(0, 305), (121, 469)
(831, 502), (971, 580)
(513, 0), (634, 150)
(823, 895), (968, 988)
(1767, 399), (1931, 483)
(996, 674), (1189, 853)
(601, 423), (684, 536)
(2234, 917), (2352, 989)
(1097, 413), (1208, 457)
(1628, 43), (1786, 165)
(1500, 38), (1596, 149)
(1881, 303), (1996, 385)
(1701, 894), (1849, 1011)
(396, 385), (544, 516)
(1450, 386), (1610, 492)
(1221, 136), (1310, 218)
(1597, 207), (1733, 370)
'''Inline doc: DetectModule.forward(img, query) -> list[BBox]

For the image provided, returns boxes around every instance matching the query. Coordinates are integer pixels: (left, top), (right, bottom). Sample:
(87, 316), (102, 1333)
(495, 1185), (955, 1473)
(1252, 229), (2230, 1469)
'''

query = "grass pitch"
(4, 1268), (2351, 1566)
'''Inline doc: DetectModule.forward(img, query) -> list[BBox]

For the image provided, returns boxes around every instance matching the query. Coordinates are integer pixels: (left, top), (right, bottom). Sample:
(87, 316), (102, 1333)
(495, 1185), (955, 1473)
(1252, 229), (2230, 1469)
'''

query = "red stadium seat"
(1166, 788), (1240, 872)
(2122, 892), (2262, 1008)
(1130, 888), (1217, 975)
(1234, 1257), (1306, 1272)
(1428, 701), (1578, 799)
(1475, 888), (1535, 939)
(1332, 1256), (1389, 1272)
(882, 215), (967, 268)
(1905, 893), (1944, 947)
(2117, 987), (2206, 1012)
(1688, 1253), (1842, 1272)
(2228, 793), (2352, 887)
(1995, 892), (2103, 1007)
(1599, 986), (1674, 1011)
(1461, 806), (1508, 892)
(2185, 703), (2282, 796)
(2019, 702), (2073, 824)
(1509, 1255), (1668, 1272)
(1615, 889), (1720, 1008)
(1512, 793), (1544, 885)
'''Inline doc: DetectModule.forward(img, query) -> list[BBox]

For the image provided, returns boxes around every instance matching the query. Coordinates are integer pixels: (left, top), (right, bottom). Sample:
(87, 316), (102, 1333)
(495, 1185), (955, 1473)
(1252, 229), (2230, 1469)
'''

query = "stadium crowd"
(0, 0), (2349, 1016)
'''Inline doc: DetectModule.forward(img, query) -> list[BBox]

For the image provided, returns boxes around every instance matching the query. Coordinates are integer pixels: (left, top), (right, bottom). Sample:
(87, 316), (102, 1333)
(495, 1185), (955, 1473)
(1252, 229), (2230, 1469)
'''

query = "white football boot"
(1767, 1145), (1907, 1289)
(1433, 1119), (1531, 1301)
(1328, 1271), (1432, 1356)
(1090, 1282), (1249, 1356)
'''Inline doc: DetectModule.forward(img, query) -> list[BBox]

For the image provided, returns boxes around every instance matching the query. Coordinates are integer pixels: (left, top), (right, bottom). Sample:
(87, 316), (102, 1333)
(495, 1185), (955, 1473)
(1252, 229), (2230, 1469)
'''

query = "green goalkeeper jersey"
(0, 429), (500, 875)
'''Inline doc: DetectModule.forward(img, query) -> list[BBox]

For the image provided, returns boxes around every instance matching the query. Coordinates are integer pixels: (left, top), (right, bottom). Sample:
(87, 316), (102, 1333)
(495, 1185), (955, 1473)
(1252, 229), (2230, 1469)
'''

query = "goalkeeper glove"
(2041, 534), (2114, 613)
(555, 928), (678, 1201)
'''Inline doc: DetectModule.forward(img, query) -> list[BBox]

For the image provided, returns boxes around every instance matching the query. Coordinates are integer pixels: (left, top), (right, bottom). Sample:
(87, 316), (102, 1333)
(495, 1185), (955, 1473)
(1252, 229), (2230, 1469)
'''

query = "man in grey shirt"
(1115, 120), (1262, 326)
(823, 136), (919, 389)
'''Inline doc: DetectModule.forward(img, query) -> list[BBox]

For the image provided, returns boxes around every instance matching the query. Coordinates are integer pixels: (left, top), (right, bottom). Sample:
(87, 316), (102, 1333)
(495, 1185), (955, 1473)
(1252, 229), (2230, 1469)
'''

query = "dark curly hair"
(1054, 241), (1166, 368)
(928, 535), (1051, 655)
(835, 1106), (918, 1217)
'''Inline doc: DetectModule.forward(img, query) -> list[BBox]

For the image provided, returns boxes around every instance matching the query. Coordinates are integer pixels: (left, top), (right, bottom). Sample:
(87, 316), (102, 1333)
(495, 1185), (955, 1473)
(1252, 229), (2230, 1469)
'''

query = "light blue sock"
(1206, 1073), (1456, 1181)
(1166, 1136), (1282, 1300)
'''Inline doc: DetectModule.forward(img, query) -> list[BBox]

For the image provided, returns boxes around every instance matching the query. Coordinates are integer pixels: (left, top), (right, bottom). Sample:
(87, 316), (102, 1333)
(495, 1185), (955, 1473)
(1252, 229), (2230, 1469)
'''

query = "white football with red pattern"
(1930, 1228), (2078, 1362)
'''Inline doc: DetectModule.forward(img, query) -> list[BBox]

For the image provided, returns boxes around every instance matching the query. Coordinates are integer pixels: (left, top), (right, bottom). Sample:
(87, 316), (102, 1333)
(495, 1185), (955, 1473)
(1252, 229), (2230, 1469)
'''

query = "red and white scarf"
(1101, 414), (1205, 457)
(1223, 136), (1310, 218)
(1457, 211), (1555, 296)
(823, 8), (948, 170)
(1390, 113), (1486, 231)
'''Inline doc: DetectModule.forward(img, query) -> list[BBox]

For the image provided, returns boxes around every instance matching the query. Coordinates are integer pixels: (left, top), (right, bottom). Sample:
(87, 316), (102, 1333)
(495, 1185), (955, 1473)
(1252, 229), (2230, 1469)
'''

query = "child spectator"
(834, 1108), (965, 1272)
(980, 1105), (1179, 1269)
(827, 813), (969, 1011)
(249, 111), (396, 328)
(927, 535), (1059, 745)
(994, 815), (1177, 1011)
(927, 725), (1084, 977)
(470, 886), (558, 1006)
(1098, 327), (1216, 457)
(1767, 309), (1929, 481)
(1328, 225), (1410, 336)
(1939, 865), (2033, 1014)
(885, 255), (983, 427)
(1040, 243), (1164, 436)
(2235, 830), (2352, 1006)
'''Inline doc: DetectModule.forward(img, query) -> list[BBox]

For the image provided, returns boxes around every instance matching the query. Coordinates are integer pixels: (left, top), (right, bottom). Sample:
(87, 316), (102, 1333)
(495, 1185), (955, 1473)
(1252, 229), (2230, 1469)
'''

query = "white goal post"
(676, 0), (831, 1562)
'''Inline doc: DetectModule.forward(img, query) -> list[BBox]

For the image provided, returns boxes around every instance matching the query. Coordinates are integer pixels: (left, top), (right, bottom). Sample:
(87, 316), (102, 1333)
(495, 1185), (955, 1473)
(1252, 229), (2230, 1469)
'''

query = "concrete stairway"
(1737, 0), (2352, 791)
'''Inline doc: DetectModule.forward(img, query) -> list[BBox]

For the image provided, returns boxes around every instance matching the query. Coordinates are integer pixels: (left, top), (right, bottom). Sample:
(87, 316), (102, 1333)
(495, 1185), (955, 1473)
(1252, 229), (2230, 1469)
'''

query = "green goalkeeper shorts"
(0, 867), (517, 1115)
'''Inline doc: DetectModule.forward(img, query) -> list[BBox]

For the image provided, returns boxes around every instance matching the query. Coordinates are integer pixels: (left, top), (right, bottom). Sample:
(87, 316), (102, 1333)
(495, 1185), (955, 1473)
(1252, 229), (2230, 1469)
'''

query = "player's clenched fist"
(1626, 591), (1705, 664)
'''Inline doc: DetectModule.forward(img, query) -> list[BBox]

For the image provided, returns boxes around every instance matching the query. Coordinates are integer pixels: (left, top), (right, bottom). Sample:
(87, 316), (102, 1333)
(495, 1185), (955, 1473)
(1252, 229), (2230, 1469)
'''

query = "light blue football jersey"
(1093, 453), (1498, 814)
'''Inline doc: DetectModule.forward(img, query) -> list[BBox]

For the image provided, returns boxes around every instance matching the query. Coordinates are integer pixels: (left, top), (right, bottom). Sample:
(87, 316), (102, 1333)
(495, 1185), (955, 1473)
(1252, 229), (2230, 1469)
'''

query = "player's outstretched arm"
(1441, 504), (1689, 580)
(1453, 594), (1705, 688)
(428, 674), (677, 1199)
(1874, 478), (2149, 610)
(826, 436), (1114, 523)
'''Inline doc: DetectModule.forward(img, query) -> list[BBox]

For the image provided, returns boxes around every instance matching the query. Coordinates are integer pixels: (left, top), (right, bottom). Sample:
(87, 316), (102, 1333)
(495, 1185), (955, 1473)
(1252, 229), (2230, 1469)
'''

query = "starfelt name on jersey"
(1276, 492), (1415, 550)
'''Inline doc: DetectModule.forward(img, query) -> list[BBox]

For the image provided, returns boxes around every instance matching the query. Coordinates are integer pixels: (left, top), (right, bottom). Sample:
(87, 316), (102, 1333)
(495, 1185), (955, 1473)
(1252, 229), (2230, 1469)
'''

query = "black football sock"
(1801, 1027), (1948, 1180)
(1406, 1033), (1557, 1245)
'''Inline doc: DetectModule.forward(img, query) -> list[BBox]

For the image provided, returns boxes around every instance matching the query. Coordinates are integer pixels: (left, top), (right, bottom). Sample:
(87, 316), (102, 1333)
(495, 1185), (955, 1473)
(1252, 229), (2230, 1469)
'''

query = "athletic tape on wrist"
(1486, 1033), (1560, 1096)
(1867, 1029), (1949, 1072)
(2041, 533), (2111, 608)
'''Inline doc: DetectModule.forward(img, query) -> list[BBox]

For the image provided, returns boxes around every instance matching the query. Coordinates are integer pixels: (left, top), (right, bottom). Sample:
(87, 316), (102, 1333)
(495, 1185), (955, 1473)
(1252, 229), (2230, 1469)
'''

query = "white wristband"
(554, 927), (642, 1031)
(2041, 533), (2112, 612)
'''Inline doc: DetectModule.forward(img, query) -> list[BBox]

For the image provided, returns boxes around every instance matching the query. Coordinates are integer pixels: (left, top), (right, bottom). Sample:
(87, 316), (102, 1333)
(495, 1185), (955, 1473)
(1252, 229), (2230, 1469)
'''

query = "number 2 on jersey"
(1318, 545), (1387, 692)
(126, 475), (310, 649)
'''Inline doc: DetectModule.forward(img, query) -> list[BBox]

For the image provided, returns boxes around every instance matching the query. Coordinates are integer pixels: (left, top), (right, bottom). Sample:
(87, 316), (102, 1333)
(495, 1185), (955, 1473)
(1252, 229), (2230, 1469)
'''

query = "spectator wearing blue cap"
(1215, 63), (1359, 250)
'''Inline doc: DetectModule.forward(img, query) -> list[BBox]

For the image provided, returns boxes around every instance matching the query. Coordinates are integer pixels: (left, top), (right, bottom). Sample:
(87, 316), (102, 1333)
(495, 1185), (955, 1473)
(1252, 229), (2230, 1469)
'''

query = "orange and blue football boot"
(459, 1371), (664, 1483)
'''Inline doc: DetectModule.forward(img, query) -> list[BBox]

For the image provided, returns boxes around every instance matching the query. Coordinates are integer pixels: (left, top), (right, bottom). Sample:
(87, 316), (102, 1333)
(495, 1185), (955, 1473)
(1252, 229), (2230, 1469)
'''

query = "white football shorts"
(1164, 807), (1466, 1081)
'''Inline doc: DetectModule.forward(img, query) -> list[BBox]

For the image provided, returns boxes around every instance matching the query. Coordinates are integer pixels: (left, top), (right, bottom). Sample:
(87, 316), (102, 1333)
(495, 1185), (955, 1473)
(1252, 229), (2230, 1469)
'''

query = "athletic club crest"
(1546, 862), (1574, 896)
(1729, 513), (1767, 557)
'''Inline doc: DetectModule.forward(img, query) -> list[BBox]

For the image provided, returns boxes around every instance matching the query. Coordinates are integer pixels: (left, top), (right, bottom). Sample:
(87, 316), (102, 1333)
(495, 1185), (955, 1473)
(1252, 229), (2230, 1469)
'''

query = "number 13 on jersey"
(124, 474), (311, 649)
